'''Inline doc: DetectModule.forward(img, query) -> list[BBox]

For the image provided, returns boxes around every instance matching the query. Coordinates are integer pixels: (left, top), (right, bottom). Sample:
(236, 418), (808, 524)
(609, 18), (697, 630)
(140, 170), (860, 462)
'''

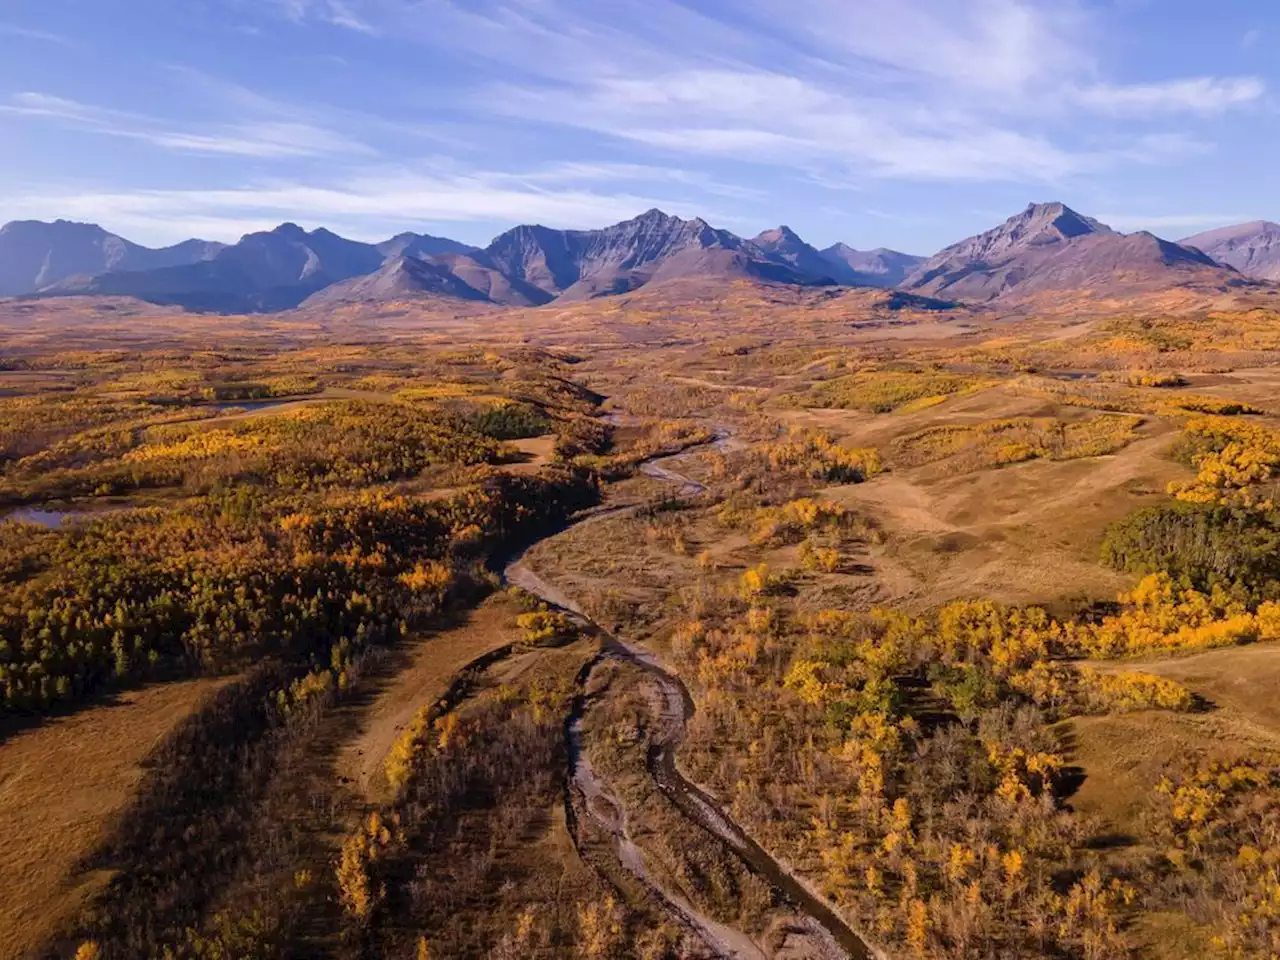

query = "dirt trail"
(664, 375), (766, 393)
(335, 601), (525, 800)
(288, 622), (546, 953)
(840, 431), (1176, 540)
(1090, 644), (1280, 748)
(164, 386), (401, 427)
(837, 474), (962, 538)
(826, 428), (1182, 608)
(1066, 644), (1280, 838)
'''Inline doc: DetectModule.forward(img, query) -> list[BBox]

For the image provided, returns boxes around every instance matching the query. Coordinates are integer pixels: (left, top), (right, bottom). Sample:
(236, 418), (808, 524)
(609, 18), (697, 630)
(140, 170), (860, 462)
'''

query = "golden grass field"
(0, 677), (236, 958)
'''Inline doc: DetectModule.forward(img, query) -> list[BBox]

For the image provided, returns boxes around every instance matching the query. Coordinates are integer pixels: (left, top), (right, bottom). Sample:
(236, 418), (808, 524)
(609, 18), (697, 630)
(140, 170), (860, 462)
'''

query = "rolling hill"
(303, 252), (552, 308)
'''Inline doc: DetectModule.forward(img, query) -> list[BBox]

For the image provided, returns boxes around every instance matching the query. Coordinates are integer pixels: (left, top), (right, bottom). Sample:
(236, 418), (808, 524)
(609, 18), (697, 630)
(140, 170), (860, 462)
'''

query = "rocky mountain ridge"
(3, 201), (1267, 313)
(902, 202), (1234, 301)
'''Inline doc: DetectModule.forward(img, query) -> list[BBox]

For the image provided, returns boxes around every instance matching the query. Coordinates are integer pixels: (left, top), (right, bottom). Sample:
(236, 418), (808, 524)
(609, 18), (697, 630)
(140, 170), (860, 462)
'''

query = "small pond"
(2, 507), (72, 529)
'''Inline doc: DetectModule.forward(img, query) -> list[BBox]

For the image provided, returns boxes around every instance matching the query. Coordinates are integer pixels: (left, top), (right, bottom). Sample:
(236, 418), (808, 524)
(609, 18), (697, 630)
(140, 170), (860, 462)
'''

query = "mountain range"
(0, 220), (224, 298)
(1, 202), (1273, 314)
(22, 210), (866, 312)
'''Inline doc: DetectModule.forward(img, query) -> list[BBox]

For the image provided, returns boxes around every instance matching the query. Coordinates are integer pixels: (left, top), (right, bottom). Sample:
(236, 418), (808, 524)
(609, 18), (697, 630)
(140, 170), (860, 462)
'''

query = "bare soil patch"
(503, 433), (557, 475)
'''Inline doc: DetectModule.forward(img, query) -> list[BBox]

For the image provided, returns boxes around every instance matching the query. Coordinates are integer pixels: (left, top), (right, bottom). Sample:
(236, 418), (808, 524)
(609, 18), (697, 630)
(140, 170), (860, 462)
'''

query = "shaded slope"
(819, 243), (925, 288)
(751, 226), (839, 282)
(301, 255), (492, 306)
(376, 232), (480, 260)
(427, 252), (553, 306)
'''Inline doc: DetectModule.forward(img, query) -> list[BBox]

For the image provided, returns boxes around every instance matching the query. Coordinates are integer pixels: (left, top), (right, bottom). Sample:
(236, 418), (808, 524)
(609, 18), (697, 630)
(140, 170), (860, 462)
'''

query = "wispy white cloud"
(4, 0), (1269, 247)
(488, 68), (1092, 183)
(0, 91), (374, 158)
(1073, 77), (1265, 116)
(163, 63), (468, 149)
(0, 22), (71, 44)
(737, 0), (1090, 98)
(505, 161), (768, 201)
(361, 0), (1084, 101)
(15, 0), (1257, 196)
(325, 1), (378, 34)
(1, 92), (125, 123)
(350, 0), (1260, 186)
(266, 0), (379, 33)
(148, 122), (374, 159)
(1112, 132), (1217, 164)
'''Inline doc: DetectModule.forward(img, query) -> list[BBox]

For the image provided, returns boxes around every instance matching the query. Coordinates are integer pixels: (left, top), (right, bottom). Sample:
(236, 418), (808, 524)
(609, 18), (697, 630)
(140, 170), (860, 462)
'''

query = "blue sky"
(0, 0), (1275, 254)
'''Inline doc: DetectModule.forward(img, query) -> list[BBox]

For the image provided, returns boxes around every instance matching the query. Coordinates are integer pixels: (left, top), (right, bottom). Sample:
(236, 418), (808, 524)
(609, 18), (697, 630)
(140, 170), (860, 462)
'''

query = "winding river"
(505, 437), (876, 960)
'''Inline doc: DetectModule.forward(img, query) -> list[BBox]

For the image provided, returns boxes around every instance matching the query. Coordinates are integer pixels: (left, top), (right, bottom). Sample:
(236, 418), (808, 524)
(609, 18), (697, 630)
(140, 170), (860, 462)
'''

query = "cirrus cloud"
(1073, 77), (1266, 116)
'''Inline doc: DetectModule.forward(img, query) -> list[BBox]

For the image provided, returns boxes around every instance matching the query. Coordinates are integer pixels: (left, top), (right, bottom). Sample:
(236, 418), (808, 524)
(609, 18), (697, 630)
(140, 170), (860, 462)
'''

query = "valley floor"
(5, 295), (1280, 957)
